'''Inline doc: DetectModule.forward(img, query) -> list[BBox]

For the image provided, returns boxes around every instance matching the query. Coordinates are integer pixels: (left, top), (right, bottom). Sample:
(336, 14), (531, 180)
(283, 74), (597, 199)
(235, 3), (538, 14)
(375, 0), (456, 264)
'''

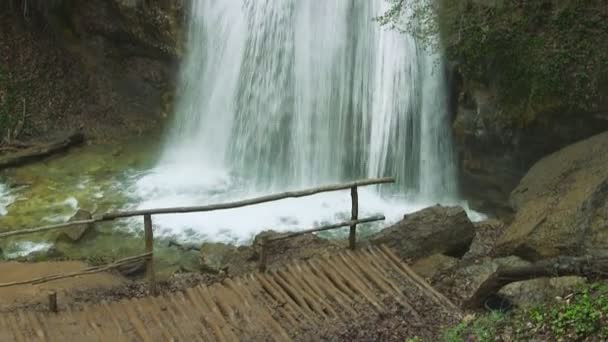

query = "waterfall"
(138, 0), (464, 242)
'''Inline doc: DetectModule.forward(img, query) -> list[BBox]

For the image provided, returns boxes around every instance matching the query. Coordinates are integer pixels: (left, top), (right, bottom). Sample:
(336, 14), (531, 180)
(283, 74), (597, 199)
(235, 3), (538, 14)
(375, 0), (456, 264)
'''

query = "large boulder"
(453, 84), (608, 217)
(369, 205), (475, 260)
(495, 131), (608, 260)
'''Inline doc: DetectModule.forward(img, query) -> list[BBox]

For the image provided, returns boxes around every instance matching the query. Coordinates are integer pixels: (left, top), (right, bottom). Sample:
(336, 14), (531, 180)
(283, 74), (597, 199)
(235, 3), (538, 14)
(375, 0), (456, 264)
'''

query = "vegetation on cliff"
(381, 0), (608, 125)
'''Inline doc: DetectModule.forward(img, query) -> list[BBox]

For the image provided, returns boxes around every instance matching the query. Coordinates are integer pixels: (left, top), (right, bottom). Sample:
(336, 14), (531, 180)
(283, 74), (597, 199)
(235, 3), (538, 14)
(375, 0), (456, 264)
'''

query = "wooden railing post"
(258, 237), (268, 272)
(144, 214), (157, 296)
(48, 291), (57, 313)
(349, 186), (358, 250)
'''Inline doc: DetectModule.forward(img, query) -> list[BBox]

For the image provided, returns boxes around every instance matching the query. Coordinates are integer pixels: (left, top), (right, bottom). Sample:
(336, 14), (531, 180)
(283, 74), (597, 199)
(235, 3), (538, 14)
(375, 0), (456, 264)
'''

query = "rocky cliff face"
(0, 0), (184, 142)
(452, 76), (608, 216)
(442, 0), (608, 215)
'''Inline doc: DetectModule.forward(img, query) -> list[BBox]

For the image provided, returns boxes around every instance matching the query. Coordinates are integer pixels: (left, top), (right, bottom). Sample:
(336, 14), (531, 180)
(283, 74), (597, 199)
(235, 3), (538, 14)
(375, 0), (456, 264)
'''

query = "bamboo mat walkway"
(0, 246), (459, 342)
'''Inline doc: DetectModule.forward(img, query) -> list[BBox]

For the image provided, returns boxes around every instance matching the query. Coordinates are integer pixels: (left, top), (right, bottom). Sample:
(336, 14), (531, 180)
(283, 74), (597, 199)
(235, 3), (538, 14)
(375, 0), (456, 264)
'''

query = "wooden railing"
(0, 177), (394, 299)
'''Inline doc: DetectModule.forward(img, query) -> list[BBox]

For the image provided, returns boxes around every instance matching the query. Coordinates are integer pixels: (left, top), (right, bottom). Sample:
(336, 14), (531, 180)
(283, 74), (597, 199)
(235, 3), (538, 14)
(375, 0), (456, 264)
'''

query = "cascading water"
(0, 183), (14, 216)
(136, 0), (471, 243)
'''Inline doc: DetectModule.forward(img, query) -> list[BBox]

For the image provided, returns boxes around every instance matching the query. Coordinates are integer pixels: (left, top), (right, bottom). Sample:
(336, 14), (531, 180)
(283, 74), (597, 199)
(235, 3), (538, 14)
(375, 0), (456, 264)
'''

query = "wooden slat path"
(0, 246), (459, 341)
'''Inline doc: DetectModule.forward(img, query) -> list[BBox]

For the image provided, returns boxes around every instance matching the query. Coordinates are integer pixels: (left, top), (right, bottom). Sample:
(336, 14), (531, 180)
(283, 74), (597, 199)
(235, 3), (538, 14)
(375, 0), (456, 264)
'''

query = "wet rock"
(496, 131), (608, 260)
(24, 245), (63, 262)
(199, 242), (239, 274)
(369, 205), (475, 259)
(56, 209), (95, 243)
(411, 254), (458, 279)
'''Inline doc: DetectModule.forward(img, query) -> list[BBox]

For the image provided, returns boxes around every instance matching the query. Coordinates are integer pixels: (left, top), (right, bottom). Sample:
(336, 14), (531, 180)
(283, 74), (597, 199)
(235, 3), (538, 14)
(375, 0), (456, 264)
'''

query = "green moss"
(438, 0), (608, 123)
(380, 0), (608, 125)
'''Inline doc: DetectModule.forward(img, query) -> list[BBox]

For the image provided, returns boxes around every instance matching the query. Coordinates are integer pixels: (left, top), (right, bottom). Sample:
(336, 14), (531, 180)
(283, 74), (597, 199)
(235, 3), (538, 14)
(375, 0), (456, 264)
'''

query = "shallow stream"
(0, 133), (484, 273)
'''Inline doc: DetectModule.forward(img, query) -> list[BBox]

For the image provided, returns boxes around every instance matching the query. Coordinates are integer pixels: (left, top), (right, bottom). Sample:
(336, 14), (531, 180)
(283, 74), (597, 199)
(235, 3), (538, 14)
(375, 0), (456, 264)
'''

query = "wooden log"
(464, 255), (608, 309)
(0, 131), (84, 169)
(349, 186), (359, 250)
(260, 215), (385, 272)
(144, 214), (157, 296)
(101, 177), (395, 220)
(48, 291), (57, 313)
(0, 252), (152, 288)
(266, 216), (385, 242)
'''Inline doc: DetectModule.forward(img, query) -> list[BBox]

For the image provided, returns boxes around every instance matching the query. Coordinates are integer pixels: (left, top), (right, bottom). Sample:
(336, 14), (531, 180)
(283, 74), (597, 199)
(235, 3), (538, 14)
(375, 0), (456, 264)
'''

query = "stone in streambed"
(24, 245), (64, 261)
(56, 209), (96, 243)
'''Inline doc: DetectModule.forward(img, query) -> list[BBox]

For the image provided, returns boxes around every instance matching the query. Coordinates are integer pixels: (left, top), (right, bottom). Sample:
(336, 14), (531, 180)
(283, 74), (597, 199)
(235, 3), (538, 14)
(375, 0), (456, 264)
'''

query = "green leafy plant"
(442, 282), (608, 341)
(442, 320), (467, 342)
(442, 312), (505, 342)
(546, 283), (608, 339)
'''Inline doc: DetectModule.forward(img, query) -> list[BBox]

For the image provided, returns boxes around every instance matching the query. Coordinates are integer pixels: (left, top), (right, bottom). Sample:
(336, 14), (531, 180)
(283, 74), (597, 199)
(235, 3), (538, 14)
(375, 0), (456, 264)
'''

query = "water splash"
(135, 0), (475, 243)
(0, 183), (15, 216)
(4, 241), (53, 259)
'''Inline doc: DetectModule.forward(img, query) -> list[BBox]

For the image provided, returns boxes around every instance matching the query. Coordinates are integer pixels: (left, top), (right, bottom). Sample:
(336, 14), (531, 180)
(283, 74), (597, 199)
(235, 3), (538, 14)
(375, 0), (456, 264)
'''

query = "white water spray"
(135, 0), (471, 243)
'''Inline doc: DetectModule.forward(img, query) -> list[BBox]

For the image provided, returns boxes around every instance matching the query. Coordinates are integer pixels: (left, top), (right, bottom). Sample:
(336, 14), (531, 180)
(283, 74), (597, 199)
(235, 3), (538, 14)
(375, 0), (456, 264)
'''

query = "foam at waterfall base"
(132, 167), (486, 245)
(4, 241), (53, 259)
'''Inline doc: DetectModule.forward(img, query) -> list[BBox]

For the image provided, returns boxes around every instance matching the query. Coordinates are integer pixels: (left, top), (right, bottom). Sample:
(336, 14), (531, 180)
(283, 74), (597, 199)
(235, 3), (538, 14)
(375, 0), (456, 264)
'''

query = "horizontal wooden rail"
(0, 219), (97, 239)
(0, 178), (395, 292)
(0, 252), (152, 288)
(99, 177), (395, 220)
(0, 177), (394, 239)
(258, 214), (385, 272)
(266, 215), (385, 242)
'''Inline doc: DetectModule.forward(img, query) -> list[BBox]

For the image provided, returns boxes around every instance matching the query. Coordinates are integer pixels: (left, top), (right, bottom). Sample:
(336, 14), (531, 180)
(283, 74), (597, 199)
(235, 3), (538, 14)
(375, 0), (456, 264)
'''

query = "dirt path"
(0, 261), (126, 312)
(0, 246), (460, 341)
